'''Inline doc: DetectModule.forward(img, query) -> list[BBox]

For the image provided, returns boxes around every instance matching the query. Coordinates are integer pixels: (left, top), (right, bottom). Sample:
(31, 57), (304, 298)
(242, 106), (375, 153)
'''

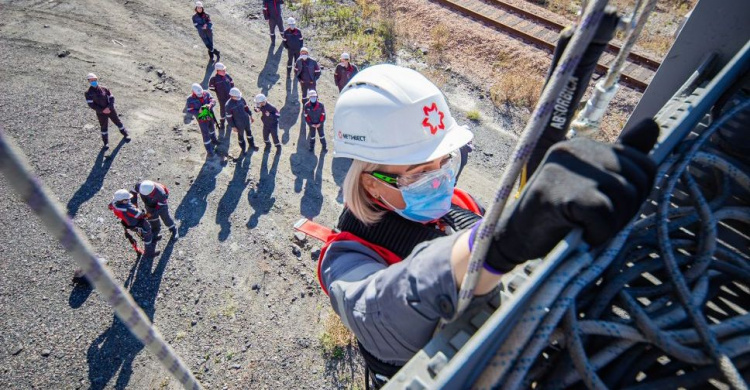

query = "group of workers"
(79, 2), (659, 388)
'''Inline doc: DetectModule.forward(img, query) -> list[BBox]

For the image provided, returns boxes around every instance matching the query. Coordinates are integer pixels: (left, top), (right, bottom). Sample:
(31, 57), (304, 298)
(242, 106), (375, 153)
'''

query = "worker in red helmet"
(317, 64), (657, 386)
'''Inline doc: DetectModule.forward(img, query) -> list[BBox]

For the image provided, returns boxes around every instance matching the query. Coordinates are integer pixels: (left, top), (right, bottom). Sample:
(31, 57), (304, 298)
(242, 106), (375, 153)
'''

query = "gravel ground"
(0, 0), (514, 388)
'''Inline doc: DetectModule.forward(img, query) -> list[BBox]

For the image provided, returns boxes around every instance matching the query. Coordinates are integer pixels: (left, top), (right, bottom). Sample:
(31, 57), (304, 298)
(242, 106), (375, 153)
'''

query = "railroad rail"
(434, 0), (662, 91)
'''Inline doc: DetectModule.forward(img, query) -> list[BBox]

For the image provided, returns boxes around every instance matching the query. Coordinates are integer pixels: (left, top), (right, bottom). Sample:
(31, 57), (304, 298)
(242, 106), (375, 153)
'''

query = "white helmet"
(191, 83), (203, 95)
(300, 47), (309, 54)
(229, 87), (242, 98)
(112, 189), (131, 203)
(340, 52), (350, 60)
(254, 93), (267, 104)
(287, 17), (296, 26)
(86, 73), (98, 80)
(214, 62), (226, 71)
(138, 180), (155, 195)
(333, 64), (472, 165)
(195, 1), (203, 8)
(307, 89), (318, 98)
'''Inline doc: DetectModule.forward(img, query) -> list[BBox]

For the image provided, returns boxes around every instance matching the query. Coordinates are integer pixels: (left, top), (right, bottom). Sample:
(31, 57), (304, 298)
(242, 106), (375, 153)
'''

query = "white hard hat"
(195, 1), (203, 8)
(333, 64), (473, 165)
(300, 47), (309, 54)
(229, 87), (242, 98)
(138, 180), (155, 195)
(307, 89), (318, 98)
(254, 93), (267, 103)
(214, 62), (226, 71)
(113, 189), (131, 203)
(287, 17), (296, 25)
(340, 52), (350, 60)
(86, 73), (98, 80)
(191, 83), (203, 95)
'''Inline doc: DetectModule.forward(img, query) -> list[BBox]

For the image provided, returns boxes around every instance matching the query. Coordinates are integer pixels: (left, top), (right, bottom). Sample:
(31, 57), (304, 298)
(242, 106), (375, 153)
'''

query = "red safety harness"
(310, 188), (482, 295)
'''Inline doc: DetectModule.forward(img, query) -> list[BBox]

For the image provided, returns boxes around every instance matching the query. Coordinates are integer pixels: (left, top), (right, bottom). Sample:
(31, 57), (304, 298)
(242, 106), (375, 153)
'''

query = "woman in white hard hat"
(318, 64), (657, 385)
(193, 1), (221, 62)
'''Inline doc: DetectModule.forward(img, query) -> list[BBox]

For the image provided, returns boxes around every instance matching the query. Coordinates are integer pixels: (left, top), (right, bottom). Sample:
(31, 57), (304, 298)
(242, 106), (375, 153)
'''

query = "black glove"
(485, 119), (659, 273)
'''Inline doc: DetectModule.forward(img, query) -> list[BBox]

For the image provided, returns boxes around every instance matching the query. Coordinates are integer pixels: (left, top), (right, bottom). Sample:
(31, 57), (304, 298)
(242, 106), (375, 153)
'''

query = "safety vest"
(317, 188), (483, 295)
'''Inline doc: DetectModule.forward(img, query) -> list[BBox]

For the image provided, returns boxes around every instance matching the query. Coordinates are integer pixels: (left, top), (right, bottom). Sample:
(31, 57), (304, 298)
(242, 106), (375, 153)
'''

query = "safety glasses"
(369, 152), (459, 191)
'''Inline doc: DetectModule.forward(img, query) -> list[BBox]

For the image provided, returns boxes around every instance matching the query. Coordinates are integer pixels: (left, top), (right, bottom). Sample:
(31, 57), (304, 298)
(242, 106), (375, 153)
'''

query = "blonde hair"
(343, 160), (387, 225)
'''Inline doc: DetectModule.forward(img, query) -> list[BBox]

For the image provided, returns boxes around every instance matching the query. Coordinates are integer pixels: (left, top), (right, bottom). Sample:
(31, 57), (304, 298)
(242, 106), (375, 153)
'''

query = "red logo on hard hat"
(338, 131), (343, 139)
(422, 103), (445, 135)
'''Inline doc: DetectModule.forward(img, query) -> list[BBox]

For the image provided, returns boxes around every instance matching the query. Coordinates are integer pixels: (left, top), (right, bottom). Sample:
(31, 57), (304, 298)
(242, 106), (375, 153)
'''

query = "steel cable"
(0, 127), (203, 390)
(472, 98), (749, 388)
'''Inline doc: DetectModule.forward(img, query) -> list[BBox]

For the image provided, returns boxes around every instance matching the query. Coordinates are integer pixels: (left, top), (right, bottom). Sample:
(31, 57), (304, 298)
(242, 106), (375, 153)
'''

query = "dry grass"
(490, 70), (545, 109)
(428, 23), (450, 64)
(320, 309), (356, 359)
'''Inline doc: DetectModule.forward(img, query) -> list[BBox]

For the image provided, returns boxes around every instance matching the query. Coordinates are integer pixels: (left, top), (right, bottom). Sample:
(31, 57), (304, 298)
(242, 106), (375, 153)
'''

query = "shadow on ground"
(290, 121), (325, 219)
(324, 344), (364, 390)
(331, 157), (351, 204)
(85, 240), (174, 389)
(216, 151), (254, 241)
(257, 42), (283, 97)
(66, 138), (127, 218)
(175, 158), (223, 237)
(246, 149), (281, 229)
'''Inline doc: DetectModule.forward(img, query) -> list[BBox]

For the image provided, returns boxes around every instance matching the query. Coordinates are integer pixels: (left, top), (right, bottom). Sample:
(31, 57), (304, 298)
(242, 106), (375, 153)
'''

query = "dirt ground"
(0, 0), (515, 388)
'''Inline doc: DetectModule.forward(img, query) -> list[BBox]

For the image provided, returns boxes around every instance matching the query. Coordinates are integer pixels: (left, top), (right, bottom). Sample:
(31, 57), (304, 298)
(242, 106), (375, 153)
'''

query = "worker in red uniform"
(84, 73), (130, 149)
(208, 62), (234, 131)
(294, 47), (320, 104)
(108, 189), (159, 257)
(303, 90), (326, 152)
(333, 52), (359, 92)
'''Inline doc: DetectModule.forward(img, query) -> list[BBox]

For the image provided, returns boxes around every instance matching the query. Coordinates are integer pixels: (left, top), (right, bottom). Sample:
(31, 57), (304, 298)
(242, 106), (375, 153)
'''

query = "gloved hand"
(484, 119), (659, 273)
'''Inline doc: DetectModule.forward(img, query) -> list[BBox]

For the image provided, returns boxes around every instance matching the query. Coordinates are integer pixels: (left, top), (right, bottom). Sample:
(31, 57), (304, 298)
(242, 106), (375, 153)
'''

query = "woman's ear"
(360, 173), (380, 199)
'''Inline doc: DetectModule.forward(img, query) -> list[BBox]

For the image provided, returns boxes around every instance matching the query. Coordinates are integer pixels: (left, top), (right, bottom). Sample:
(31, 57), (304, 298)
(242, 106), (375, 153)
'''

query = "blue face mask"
(310, 97), (317, 103)
(380, 154), (459, 223)
(90, 80), (98, 87)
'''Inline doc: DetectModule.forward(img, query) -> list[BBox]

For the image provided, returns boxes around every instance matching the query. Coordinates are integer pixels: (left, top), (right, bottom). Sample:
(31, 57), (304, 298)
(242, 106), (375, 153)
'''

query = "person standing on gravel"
(294, 47), (320, 104)
(225, 87), (259, 154)
(262, 0), (284, 43)
(84, 73), (130, 149)
(254, 93), (281, 151)
(282, 17), (303, 74)
(131, 180), (179, 241)
(303, 90), (326, 153)
(193, 1), (221, 62)
(208, 62), (234, 131)
(316, 64), (657, 386)
(333, 52), (359, 92)
(186, 83), (220, 157)
(109, 189), (159, 258)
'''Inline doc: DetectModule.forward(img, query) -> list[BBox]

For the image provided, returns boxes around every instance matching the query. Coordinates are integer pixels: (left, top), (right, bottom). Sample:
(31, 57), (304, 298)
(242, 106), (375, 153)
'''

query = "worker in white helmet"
(282, 17), (304, 73)
(225, 87), (259, 154)
(193, 1), (221, 62)
(333, 52), (359, 92)
(253, 93), (281, 151)
(108, 189), (159, 257)
(132, 180), (178, 241)
(303, 89), (326, 152)
(185, 83), (220, 157)
(294, 47), (320, 103)
(208, 62), (234, 131)
(316, 64), (657, 385)
(84, 73), (130, 149)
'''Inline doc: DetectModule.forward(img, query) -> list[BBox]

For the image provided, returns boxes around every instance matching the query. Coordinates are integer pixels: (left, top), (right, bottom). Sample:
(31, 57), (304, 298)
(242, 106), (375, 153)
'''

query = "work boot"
(219, 119), (225, 131)
(276, 143), (282, 152)
(102, 142), (109, 150)
(264, 142), (271, 153)
(120, 128), (131, 142)
(143, 243), (160, 258)
(321, 141), (328, 152)
(154, 234), (163, 242)
(214, 49), (221, 63)
(308, 142), (314, 152)
(170, 227), (179, 241)
(208, 49), (214, 62)
(248, 137), (259, 152)
(239, 141), (247, 155)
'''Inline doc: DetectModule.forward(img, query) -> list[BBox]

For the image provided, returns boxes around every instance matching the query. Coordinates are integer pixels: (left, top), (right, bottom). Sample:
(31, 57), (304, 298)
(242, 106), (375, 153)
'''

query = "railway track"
(434, 0), (661, 91)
